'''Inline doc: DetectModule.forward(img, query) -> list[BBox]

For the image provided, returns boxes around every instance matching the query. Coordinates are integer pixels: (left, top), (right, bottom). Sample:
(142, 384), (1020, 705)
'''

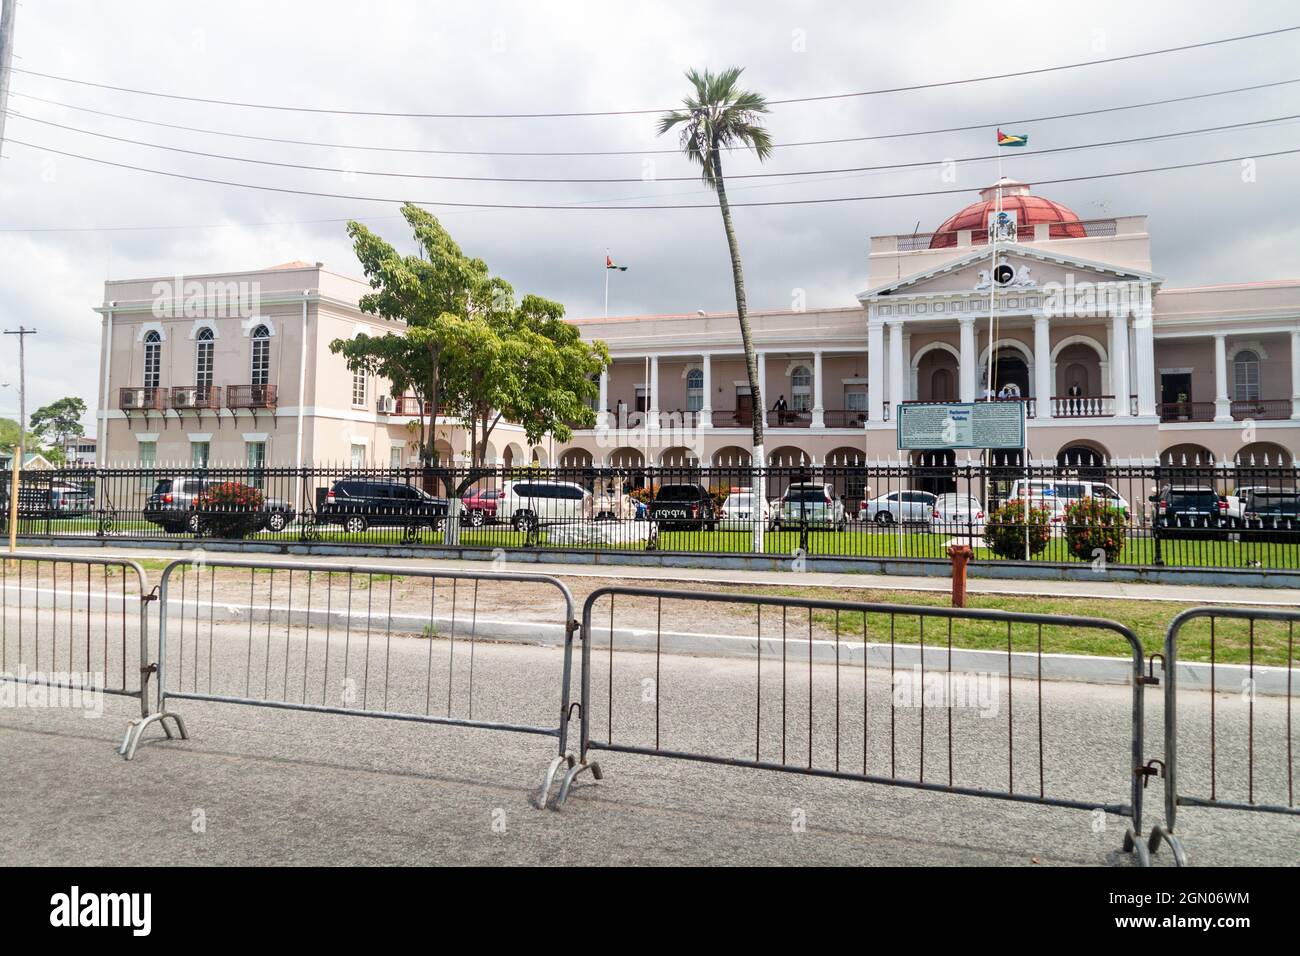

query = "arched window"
(790, 365), (812, 412)
(250, 325), (270, 386)
(686, 368), (704, 412)
(195, 327), (214, 390)
(143, 331), (161, 389)
(1233, 350), (1260, 402)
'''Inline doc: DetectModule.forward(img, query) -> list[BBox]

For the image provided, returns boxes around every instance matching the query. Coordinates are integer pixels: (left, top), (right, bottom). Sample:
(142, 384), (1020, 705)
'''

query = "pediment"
(859, 243), (1160, 301)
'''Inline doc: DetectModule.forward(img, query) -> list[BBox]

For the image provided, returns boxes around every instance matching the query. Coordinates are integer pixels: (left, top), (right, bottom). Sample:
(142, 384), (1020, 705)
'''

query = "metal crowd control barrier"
(557, 585), (1153, 864)
(130, 556), (582, 804)
(0, 552), (162, 753)
(1148, 606), (1299, 865)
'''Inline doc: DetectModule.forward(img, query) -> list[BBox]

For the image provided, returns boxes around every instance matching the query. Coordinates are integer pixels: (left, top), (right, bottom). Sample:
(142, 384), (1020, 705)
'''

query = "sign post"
(896, 400), (1030, 558)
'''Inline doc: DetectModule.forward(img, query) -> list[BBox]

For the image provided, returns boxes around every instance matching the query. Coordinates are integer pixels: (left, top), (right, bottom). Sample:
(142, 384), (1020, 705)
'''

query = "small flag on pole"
(605, 254), (628, 271)
(996, 129), (1028, 147)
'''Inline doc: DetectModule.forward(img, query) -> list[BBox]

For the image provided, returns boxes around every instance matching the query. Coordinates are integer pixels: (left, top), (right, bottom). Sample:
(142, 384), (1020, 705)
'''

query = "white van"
(499, 480), (593, 531)
(1005, 478), (1130, 521)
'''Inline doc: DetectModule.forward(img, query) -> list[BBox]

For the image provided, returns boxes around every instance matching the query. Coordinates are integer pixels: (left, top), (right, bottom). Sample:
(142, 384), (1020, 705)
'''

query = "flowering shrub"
(197, 481), (265, 538)
(1063, 496), (1128, 563)
(629, 486), (654, 504)
(982, 499), (1052, 559)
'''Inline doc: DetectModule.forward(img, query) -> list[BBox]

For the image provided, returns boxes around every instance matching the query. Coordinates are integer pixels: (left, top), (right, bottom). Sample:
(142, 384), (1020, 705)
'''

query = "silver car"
(931, 493), (987, 535)
(773, 483), (846, 531)
(860, 489), (936, 526)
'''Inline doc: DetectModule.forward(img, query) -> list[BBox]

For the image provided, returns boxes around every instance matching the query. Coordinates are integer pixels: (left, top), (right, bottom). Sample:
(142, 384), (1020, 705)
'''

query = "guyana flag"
(605, 254), (628, 271)
(996, 129), (1028, 147)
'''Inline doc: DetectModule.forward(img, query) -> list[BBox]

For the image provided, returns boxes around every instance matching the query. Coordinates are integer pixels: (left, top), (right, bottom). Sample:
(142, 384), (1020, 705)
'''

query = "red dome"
(929, 180), (1085, 248)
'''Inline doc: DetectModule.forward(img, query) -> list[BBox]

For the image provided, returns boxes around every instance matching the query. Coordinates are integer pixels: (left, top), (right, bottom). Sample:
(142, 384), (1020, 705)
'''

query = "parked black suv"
(1150, 484), (1226, 536)
(648, 483), (717, 530)
(1239, 489), (1300, 542)
(316, 479), (448, 534)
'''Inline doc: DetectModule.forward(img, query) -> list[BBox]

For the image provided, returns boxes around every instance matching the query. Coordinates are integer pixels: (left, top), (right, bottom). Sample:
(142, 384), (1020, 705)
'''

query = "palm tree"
(658, 67), (772, 459)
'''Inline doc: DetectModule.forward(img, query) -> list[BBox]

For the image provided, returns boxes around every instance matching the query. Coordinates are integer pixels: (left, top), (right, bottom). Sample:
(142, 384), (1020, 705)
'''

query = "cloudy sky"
(1, 0), (1297, 429)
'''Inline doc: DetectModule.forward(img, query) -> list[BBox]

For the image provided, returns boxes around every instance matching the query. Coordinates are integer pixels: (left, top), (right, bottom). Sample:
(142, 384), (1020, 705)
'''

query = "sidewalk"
(20, 542), (1300, 607)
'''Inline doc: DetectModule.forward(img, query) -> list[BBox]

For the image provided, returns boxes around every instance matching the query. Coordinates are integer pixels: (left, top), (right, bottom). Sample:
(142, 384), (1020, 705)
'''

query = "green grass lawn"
(701, 582), (1296, 666)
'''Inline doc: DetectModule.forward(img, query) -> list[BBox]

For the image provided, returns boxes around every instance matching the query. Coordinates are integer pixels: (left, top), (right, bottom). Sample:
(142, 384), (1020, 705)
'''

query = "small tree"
(983, 499), (1052, 559)
(1063, 497), (1128, 563)
(29, 397), (86, 456)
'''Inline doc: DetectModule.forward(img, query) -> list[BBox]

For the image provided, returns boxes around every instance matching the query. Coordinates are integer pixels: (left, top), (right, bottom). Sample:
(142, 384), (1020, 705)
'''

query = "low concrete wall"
(21, 534), (1300, 590)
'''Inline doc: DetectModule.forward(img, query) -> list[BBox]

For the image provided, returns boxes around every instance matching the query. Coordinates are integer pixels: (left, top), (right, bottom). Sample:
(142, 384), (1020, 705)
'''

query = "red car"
(461, 488), (502, 527)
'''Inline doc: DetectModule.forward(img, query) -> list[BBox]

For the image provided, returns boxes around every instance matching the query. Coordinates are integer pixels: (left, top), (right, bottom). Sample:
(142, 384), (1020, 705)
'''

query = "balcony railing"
(823, 409), (869, 428)
(169, 385), (222, 410)
(1050, 395), (1115, 418)
(119, 387), (167, 411)
(1230, 399), (1291, 421)
(380, 395), (430, 416)
(226, 384), (277, 409)
(766, 409), (812, 428)
(1158, 402), (1215, 423)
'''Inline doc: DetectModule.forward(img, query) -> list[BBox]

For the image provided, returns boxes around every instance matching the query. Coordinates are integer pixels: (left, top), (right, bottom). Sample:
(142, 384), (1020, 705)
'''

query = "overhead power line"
(2, 25), (1298, 119)
(5, 135), (1297, 210)
(8, 76), (1300, 157)
(7, 107), (1297, 183)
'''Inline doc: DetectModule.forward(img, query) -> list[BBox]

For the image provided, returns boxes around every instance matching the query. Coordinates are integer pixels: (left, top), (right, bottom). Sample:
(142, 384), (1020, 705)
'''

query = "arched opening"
(910, 449), (956, 495)
(916, 346), (960, 402)
(605, 447), (647, 491)
(767, 445), (811, 468)
(1234, 441), (1292, 473)
(657, 446), (701, 472)
(825, 445), (868, 502)
(1161, 443), (1216, 468)
(984, 345), (1030, 399)
(1053, 340), (1106, 409)
(685, 368), (704, 412)
(711, 445), (752, 468)
(1233, 350), (1261, 402)
(560, 448), (593, 469)
(605, 447), (645, 469)
(1056, 442), (1109, 479)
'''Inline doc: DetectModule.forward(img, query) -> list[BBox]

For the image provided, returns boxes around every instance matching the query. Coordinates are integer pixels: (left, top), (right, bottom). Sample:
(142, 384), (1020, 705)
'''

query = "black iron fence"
(3, 460), (1299, 571)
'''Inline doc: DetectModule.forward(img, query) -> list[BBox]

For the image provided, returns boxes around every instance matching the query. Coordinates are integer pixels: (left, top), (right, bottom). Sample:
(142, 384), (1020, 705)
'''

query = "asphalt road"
(1, 608), (1295, 866)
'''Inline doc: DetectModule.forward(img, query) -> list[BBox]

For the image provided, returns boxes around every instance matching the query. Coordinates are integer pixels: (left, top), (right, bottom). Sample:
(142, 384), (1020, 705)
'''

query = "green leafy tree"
(331, 203), (489, 465)
(0, 417), (41, 458)
(28, 396), (86, 455)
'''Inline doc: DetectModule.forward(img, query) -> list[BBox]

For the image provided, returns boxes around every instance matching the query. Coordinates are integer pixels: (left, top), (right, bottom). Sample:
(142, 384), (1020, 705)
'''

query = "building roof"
(929, 179), (1086, 249)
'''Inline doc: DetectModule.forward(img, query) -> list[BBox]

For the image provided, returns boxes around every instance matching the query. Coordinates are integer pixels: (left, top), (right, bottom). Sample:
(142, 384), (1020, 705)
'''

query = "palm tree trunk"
(711, 150), (763, 450)
(711, 148), (766, 553)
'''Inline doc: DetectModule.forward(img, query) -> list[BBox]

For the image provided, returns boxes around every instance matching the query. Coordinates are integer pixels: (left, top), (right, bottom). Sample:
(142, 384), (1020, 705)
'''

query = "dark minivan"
(1240, 489), (1300, 542)
(317, 479), (448, 534)
(1150, 484), (1226, 536)
(648, 483), (716, 530)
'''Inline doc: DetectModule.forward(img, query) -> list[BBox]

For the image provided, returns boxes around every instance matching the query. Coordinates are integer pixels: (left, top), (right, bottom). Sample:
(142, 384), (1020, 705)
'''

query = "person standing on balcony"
(772, 394), (788, 426)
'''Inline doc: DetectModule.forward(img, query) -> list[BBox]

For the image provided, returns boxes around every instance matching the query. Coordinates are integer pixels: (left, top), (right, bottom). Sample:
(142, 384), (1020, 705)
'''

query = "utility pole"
(5, 326), (34, 553)
(0, 0), (17, 158)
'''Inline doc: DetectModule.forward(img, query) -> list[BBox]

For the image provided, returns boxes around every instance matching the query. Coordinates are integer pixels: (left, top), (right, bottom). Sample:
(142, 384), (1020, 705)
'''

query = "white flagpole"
(984, 143), (1004, 397)
(604, 248), (610, 318)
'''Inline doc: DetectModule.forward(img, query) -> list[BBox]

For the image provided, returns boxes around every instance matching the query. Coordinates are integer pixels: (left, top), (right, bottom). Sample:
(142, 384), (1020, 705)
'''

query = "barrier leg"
(1147, 826), (1188, 866)
(553, 758), (602, 810)
(535, 753), (576, 809)
(1122, 827), (1152, 867)
(119, 710), (189, 761)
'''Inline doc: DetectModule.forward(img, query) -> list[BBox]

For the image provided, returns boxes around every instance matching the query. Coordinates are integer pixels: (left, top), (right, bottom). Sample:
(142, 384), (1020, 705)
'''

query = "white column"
(887, 320), (905, 414)
(1111, 314), (1130, 417)
(1033, 314), (1052, 419)
(868, 321), (885, 421)
(700, 353), (713, 427)
(648, 354), (660, 429)
(958, 316), (976, 402)
(1134, 308), (1156, 417)
(597, 366), (609, 427)
(811, 350), (824, 427)
(1291, 329), (1300, 420)
(1213, 333), (1231, 422)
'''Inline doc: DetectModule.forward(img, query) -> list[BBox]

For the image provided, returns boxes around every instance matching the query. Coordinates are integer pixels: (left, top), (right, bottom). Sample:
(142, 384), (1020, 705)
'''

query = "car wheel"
(512, 512), (538, 532)
(267, 512), (287, 532)
(186, 513), (202, 534)
(874, 511), (894, 526)
(466, 509), (486, 528)
(344, 516), (368, 534)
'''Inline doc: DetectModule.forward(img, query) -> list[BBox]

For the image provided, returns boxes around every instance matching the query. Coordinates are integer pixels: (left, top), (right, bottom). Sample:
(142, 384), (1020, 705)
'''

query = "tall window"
(352, 368), (368, 407)
(246, 441), (267, 488)
(844, 385), (867, 412)
(686, 368), (704, 412)
(389, 445), (403, 469)
(138, 440), (157, 489)
(350, 443), (366, 468)
(143, 331), (161, 389)
(190, 441), (210, 467)
(791, 365), (812, 412)
(1233, 350), (1260, 402)
(250, 325), (270, 386)
(195, 327), (214, 389)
